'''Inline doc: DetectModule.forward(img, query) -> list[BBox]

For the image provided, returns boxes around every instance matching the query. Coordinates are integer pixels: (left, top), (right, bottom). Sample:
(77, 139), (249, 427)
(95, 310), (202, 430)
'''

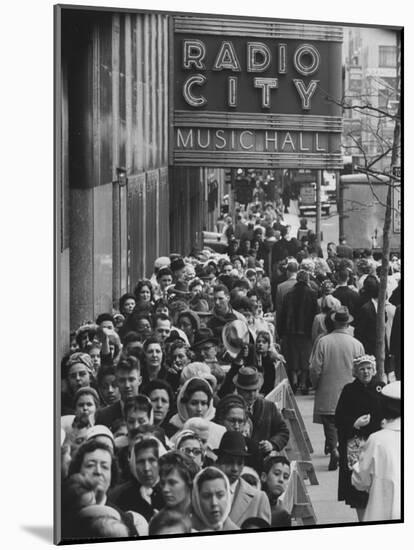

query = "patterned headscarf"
(352, 355), (377, 377)
(66, 352), (93, 375)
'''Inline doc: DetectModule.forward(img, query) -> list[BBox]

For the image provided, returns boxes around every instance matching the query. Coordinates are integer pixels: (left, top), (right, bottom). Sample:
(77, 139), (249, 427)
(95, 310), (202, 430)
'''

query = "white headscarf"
(192, 467), (232, 531)
(170, 377), (216, 428)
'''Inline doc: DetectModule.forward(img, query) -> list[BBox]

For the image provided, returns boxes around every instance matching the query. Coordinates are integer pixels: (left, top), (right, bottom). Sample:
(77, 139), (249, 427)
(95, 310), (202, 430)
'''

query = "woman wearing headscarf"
(109, 436), (167, 522)
(191, 467), (239, 532)
(167, 378), (225, 450)
(61, 353), (96, 415)
(335, 355), (385, 521)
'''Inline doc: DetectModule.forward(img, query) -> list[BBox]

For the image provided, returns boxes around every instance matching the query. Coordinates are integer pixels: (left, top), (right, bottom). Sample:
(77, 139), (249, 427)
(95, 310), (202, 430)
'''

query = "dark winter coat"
(249, 396), (289, 452)
(109, 478), (165, 522)
(334, 378), (385, 508)
(390, 304), (401, 380)
(354, 300), (386, 356)
(333, 286), (361, 322)
(278, 282), (317, 338)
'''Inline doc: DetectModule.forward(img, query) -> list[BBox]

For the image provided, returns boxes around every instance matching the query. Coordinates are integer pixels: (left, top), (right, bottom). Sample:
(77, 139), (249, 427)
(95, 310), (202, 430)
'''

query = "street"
(284, 199), (340, 257)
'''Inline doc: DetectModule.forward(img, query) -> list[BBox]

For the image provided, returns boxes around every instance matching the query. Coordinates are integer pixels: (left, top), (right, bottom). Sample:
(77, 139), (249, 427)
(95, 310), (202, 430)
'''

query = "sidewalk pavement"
(295, 393), (358, 525)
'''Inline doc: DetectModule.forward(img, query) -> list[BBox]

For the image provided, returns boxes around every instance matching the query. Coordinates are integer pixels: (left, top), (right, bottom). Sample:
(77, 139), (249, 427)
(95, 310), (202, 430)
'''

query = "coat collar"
(230, 478), (256, 523)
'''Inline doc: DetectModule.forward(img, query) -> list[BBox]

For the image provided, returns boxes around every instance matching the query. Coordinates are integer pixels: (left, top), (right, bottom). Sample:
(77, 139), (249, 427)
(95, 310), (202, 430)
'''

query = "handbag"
(346, 435), (364, 470)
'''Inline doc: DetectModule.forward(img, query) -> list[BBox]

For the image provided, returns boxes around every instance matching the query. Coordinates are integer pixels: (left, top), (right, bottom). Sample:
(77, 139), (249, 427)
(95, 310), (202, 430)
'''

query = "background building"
(58, 8), (227, 353)
(342, 27), (398, 171)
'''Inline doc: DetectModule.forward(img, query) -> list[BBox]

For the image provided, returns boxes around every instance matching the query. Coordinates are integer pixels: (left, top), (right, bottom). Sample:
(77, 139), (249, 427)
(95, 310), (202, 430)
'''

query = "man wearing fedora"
(310, 306), (365, 470)
(192, 328), (219, 364)
(216, 431), (271, 527)
(233, 367), (289, 456)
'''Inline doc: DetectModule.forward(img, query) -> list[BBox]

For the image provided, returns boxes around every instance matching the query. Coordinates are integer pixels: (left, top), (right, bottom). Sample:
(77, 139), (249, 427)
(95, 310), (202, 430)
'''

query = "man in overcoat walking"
(310, 307), (364, 470)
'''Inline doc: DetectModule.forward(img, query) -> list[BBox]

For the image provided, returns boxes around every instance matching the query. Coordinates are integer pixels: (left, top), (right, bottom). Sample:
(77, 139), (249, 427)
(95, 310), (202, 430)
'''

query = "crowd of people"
(60, 198), (402, 540)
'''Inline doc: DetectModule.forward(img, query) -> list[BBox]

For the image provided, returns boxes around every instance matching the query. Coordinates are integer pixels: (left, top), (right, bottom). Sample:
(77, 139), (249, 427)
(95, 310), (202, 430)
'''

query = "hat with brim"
(330, 306), (353, 324)
(233, 366), (263, 391)
(381, 380), (401, 400)
(222, 320), (250, 359)
(214, 431), (251, 457)
(168, 280), (190, 296)
(192, 328), (219, 349)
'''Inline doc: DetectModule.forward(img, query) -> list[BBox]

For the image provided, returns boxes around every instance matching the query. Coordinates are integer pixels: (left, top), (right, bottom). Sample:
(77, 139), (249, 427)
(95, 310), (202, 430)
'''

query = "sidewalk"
(295, 393), (357, 525)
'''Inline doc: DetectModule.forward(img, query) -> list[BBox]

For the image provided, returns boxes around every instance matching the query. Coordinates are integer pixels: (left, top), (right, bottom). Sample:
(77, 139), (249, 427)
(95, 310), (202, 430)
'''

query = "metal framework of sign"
(172, 16), (343, 168)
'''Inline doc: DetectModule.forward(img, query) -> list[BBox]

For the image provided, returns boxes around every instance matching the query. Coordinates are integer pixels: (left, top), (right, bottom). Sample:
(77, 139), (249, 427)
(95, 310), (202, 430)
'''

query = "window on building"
(379, 45), (396, 68)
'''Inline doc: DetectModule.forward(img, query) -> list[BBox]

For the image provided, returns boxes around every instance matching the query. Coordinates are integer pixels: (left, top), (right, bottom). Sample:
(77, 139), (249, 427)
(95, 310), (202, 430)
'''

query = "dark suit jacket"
(333, 285), (361, 322)
(109, 478), (165, 521)
(229, 478), (271, 526)
(95, 401), (123, 429)
(354, 300), (378, 355)
(250, 396), (289, 452)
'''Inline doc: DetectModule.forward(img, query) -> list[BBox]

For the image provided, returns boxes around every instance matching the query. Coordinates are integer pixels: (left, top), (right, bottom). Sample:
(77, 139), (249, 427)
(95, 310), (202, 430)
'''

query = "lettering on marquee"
(181, 39), (321, 110)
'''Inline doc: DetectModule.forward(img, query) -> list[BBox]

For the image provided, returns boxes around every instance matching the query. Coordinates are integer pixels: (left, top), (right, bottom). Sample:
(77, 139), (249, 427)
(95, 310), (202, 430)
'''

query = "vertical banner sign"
(172, 16), (343, 168)
(392, 166), (401, 234)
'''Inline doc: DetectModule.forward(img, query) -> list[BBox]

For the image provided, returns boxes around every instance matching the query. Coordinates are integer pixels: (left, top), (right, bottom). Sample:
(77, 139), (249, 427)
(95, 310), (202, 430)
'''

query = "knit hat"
(352, 355), (377, 377)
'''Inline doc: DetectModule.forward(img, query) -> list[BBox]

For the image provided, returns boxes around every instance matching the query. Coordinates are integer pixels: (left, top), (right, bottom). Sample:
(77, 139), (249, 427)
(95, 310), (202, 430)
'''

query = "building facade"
(342, 27), (399, 171)
(57, 8), (226, 354)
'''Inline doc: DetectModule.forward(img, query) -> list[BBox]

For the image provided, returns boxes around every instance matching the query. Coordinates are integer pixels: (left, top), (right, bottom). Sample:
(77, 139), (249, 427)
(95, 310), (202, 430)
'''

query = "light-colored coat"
(229, 478), (271, 526)
(310, 329), (364, 421)
(352, 418), (401, 521)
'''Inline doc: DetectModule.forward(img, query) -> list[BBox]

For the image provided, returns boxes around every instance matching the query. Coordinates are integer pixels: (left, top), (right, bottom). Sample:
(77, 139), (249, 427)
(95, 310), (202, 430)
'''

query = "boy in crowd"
(260, 454), (291, 527)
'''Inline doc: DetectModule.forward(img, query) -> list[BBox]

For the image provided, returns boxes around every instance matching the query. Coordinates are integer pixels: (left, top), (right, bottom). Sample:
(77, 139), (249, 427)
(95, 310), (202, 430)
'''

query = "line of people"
(60, 202), (401, 539)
